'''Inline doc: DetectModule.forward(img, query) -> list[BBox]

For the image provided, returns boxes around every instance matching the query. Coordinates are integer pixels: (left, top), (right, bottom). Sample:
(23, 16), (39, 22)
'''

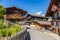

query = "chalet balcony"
(7, 16), (25, 19)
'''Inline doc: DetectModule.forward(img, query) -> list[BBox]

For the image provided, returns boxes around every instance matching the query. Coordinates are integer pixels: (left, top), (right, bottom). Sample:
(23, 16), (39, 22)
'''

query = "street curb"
(44, 32), (60, 40)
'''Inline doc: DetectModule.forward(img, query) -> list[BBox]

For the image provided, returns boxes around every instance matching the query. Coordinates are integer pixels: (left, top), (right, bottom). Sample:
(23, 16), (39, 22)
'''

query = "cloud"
(41, 13), (45, 16)
(35, 11), (42, 15)
(35, 11), (45, 16)
(36, 11), (42, 15)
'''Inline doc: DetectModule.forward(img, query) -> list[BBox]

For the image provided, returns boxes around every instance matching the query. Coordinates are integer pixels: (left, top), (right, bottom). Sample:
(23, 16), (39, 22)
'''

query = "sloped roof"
(34, 20), (51, 25)
(27, 14), (47, 18)
(46, 0), (59, 16)
(6, 6), (27, 15)
(28, 14), (42, 17)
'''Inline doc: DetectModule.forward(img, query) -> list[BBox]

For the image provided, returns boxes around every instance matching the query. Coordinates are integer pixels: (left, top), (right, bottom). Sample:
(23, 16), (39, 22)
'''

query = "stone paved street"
(26, 28), (57, 40)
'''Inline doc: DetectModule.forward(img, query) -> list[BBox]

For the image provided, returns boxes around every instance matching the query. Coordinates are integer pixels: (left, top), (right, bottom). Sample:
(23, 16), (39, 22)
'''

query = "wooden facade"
(33, 20), (51, 29)
(46, 0), (60, 26)
(4, 7), (27, 23)
(46, 0), (60, 35)
(46, 0), (60, 16)
(27, 14), (48, 21)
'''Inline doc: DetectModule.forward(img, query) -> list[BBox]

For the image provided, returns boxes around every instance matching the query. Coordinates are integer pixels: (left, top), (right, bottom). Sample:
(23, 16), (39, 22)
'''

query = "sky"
(0, 0), (50, 16)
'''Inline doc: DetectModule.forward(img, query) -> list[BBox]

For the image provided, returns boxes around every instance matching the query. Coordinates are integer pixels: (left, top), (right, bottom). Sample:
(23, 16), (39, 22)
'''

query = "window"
(58, 2), (60, 17)
(53, 22), (56, 26)
(53, 12), (57, 18)
(58, 2), (60, 7)
(58, 11), (60, 17)
(59, 4), (60, 7)
(57, 22), (60, 27)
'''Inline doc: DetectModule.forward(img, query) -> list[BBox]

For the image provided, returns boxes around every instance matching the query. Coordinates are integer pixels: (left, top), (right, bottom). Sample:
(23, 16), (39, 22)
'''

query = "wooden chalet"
(26, 14), (50, 28)
(27, 14), (48, 21)
(46, 0), (60, 35)
(4, 7), (27, 23)
(46, 0), (60, 27)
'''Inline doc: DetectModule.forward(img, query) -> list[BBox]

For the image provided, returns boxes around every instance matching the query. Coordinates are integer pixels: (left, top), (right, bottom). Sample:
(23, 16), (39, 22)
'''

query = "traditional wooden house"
(26, 14), (49, 26)
(27, 14), (48, 21)
(46, 0), (60, 27)
(4, 7), (27, 23)
(46, 0), (60, 35)
(33, 20), (51, 29)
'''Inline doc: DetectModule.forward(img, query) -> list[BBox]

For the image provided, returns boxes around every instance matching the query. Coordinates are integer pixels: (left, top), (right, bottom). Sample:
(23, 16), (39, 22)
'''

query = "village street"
(26, 27), (57, 40)
(0, 0), (60, 40)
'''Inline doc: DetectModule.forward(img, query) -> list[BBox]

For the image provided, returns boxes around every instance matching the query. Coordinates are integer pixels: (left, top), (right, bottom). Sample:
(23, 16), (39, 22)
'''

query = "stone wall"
(0, 28), (27, 40)
(8, 28), (27, 40)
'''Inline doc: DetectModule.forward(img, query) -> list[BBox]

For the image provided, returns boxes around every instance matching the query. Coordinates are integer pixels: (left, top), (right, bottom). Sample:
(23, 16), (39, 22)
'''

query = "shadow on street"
(26, 32), (31, 40)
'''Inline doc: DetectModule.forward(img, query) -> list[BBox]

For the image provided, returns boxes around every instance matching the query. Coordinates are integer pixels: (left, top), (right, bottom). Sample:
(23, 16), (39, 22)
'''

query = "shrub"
(10, 26), (21, 36)
(1, 29), (9, 37)
(0, 20), (22, 37)
(0, 24), (3, 29)
(10, 28), (17, 35)
(0, 24), (7, 29)
(0, 29), (1, 36)
(0, 21), (3, 29)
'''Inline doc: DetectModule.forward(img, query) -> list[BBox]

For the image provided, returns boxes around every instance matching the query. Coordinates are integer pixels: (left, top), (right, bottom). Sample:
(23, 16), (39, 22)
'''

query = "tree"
(0, 5), (6, 19)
